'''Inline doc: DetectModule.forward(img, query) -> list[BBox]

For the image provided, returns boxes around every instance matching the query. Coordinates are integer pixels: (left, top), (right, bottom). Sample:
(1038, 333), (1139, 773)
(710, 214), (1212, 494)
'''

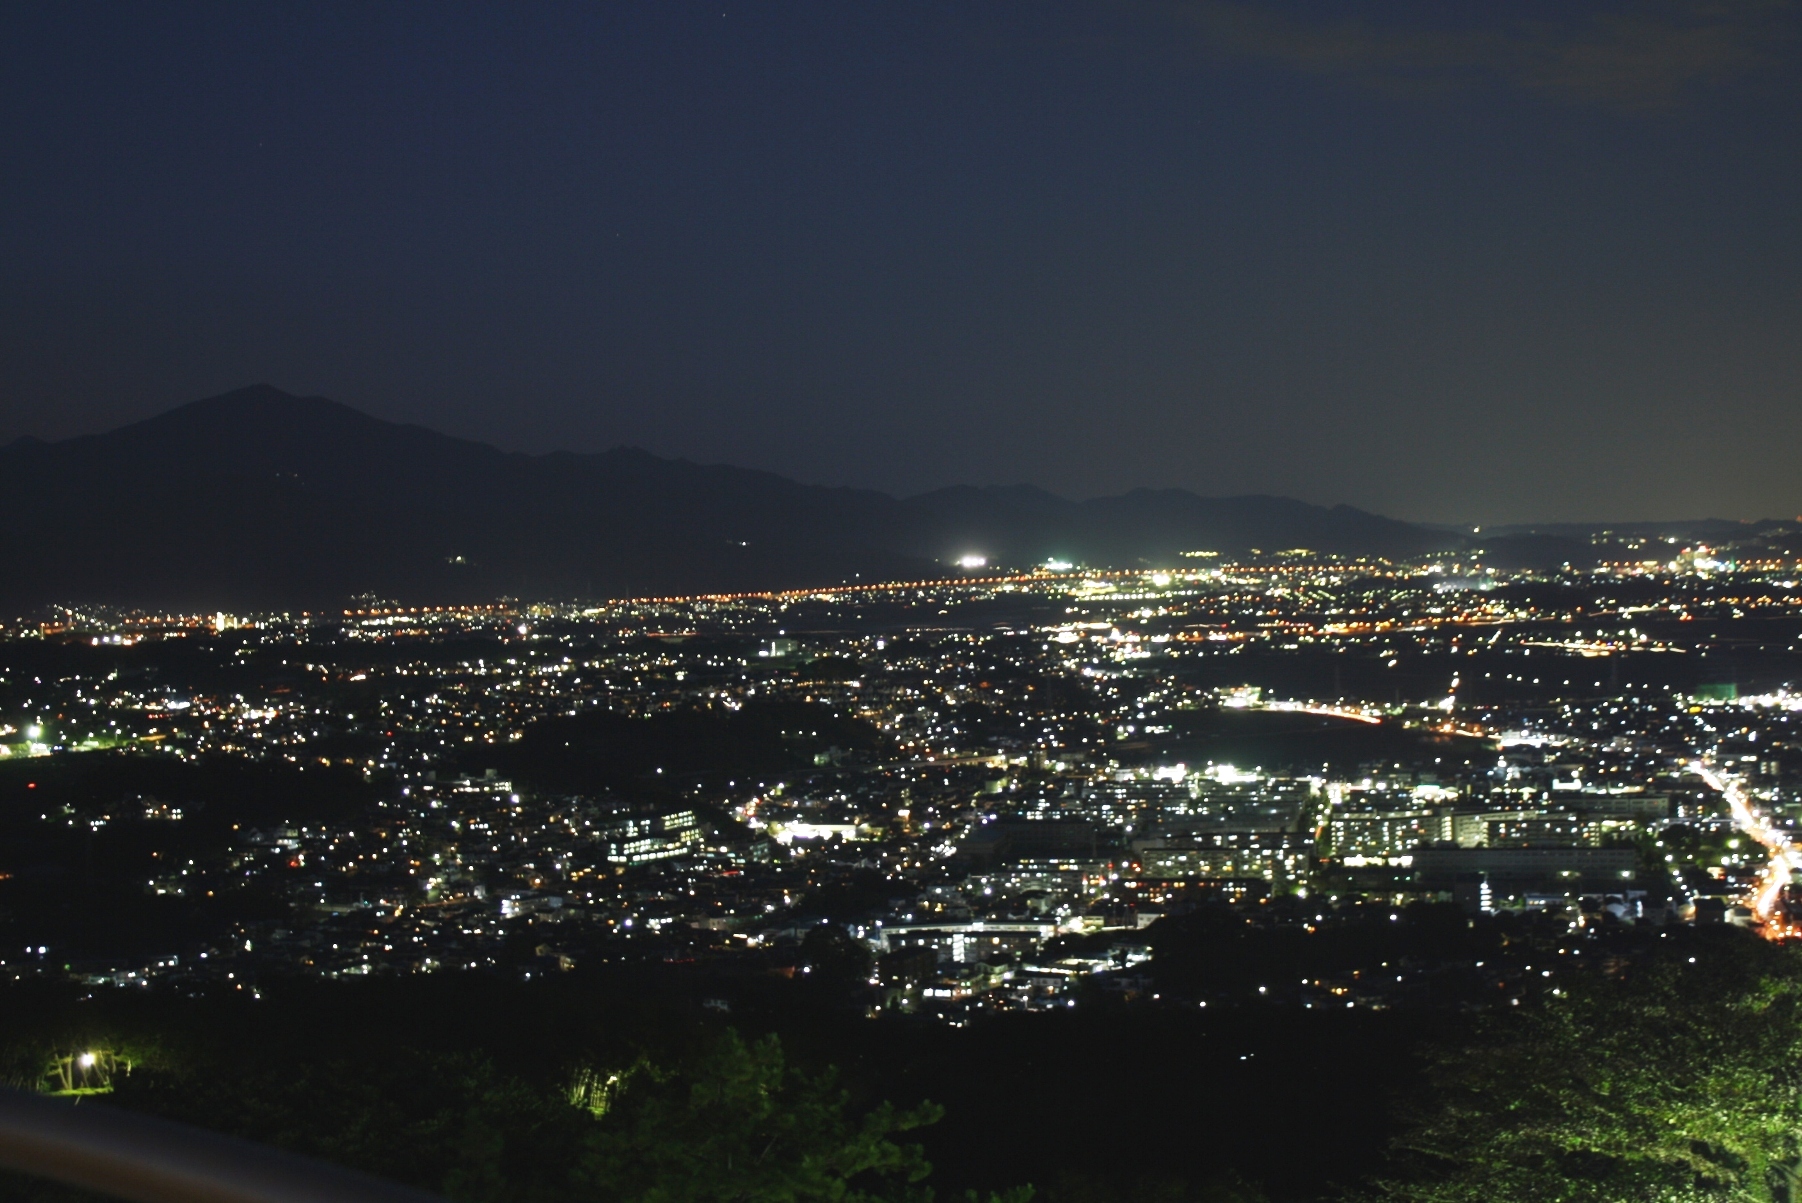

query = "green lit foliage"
(0, 999), (170, 1096)
(0, 983), (1025, 1203)
(41, 1048), (133, 1095)
(578, 1031), (1017, 1203)
(112, 1049), (587, 1203)
(1376, 934), (1802, 1203)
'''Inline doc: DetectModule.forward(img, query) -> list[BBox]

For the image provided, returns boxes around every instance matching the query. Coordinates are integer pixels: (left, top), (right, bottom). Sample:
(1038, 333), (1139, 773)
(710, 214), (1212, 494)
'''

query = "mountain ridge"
(1, 384), (1463, 611)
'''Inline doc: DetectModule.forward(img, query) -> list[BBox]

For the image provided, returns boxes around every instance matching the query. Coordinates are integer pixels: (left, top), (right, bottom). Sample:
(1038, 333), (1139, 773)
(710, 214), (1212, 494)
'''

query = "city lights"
(6, 543), (1802, 1001)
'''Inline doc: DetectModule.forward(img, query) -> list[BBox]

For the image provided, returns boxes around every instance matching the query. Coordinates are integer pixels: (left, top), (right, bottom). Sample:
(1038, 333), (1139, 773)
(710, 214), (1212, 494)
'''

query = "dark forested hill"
(0, 385), (1457, 611)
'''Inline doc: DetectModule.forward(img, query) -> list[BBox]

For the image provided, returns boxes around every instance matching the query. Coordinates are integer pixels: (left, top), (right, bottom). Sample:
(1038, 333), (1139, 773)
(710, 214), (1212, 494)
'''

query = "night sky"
(3, 2), (1799, 524)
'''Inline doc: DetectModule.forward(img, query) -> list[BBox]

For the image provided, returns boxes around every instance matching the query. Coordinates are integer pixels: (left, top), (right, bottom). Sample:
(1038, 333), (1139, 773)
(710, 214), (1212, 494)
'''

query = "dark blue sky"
(3, 1), (1799, 523)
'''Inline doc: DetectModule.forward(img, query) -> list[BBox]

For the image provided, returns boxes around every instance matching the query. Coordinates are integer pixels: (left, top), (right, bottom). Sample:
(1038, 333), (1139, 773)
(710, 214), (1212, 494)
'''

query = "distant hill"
(899, 483), (1450, 570)
(0, 385), (1459, 611)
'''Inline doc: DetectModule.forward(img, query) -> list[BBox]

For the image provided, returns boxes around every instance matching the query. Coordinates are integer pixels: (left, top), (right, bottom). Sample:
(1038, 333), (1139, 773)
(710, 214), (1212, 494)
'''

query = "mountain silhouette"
(0, 385), (1454, 611)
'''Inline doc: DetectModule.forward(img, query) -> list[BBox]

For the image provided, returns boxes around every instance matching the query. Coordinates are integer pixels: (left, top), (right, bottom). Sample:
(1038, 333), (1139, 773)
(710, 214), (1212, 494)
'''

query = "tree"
(578, 1030), (1002, 1203)
(110, 1048), (586, 1203)
(1376, 934), (1802, 1203)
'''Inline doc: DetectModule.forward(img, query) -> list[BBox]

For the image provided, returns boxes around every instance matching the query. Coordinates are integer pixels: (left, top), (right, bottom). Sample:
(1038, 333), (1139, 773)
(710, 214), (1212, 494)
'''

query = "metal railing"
(0, 1089), (447, 1203)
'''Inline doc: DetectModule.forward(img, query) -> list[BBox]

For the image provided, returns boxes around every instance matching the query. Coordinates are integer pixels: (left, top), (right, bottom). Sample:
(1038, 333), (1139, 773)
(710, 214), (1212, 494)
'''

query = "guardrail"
(0, 1089), (447, 1203)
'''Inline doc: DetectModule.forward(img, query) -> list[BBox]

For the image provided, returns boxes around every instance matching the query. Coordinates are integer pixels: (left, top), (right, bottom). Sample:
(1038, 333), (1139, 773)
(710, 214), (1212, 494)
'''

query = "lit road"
(1692, 760), (1801, 935)
(1242, 699), (1382, 725)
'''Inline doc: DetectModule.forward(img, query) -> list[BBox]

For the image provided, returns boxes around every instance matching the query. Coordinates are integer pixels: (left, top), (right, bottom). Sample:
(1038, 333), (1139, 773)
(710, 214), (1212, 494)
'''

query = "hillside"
(0, 385), (1456, 611)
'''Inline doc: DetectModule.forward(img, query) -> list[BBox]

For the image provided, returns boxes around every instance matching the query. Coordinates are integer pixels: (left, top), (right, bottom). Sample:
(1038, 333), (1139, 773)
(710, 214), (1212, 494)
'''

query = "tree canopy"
(579, 1031), (957, 1203)
(1379, 933), (1802, 1203)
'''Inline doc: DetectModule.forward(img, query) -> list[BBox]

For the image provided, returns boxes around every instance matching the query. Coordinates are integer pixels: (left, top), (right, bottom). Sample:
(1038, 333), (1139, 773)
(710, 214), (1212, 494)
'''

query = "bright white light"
(1207, 763), (1258, 785)
(77, 1052), (96, 1068)
(957, 555), (987, 569)
(25, 725), (41, 739)
(516, 624), (529, 636)
(1149, 572), (1172, 586)
(1045, 559), (1073, 572)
